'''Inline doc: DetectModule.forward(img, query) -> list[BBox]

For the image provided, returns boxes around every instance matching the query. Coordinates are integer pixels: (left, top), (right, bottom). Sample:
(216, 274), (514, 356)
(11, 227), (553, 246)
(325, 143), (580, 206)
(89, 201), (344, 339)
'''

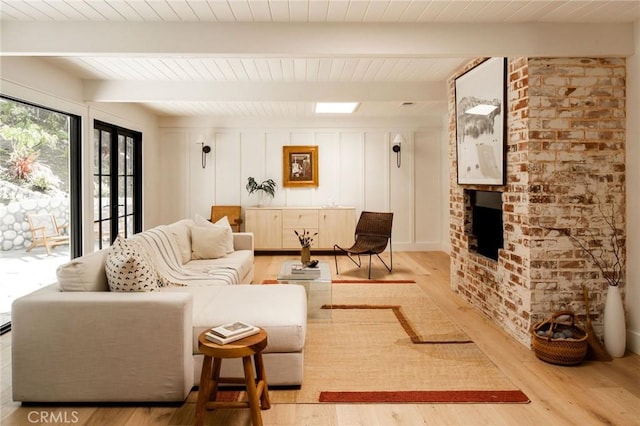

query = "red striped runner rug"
(262, 279), (415, 284)
(319, 390), (530, 404)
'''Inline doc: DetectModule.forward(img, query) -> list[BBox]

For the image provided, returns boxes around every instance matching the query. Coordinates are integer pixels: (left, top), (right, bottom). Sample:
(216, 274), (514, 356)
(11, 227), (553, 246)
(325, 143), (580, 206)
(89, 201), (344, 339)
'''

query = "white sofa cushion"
(106, 236), (159, 292)
(161, 284), (307, 354)
(190, 225), (229, 259)
(57, 249), (110, 292)
(184, 250), (253, 283)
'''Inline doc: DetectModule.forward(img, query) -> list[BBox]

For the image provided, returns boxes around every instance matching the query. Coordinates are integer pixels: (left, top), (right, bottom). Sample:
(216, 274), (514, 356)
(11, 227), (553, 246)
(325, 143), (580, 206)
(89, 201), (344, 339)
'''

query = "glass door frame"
(1, 94), (82, 258)
(93, 120), (142, 248)
(0, 95), (82, 334)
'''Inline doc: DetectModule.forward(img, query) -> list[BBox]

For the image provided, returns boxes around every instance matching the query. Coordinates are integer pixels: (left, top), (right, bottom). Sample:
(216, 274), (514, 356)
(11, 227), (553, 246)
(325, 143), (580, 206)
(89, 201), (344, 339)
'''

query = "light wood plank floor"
(2, 252), (639, 425)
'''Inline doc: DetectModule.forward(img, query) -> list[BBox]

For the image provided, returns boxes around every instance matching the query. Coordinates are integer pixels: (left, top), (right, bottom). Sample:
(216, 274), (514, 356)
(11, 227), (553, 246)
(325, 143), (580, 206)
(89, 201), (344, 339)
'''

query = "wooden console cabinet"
(245, 207), (356, 250)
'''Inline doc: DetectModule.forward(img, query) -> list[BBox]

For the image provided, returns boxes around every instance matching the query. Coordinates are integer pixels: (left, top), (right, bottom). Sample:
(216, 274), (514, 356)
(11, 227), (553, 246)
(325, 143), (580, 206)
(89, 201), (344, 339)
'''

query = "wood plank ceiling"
(1, 1), (639, 120)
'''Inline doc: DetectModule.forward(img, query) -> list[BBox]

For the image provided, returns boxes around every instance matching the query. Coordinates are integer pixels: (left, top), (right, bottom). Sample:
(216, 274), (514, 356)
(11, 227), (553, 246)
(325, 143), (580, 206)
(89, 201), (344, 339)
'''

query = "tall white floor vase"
(604, 285), (626, 358)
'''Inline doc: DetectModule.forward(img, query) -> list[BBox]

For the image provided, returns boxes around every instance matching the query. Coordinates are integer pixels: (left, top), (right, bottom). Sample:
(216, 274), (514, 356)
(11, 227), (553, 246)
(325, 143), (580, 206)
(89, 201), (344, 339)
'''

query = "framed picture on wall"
(283, 145), (319, 187)
(455, 57), (507, 185)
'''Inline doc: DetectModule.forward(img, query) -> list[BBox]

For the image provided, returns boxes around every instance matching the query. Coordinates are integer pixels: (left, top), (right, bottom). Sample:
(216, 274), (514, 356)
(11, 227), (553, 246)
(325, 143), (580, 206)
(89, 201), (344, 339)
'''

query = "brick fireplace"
(448, 57), (627, 346)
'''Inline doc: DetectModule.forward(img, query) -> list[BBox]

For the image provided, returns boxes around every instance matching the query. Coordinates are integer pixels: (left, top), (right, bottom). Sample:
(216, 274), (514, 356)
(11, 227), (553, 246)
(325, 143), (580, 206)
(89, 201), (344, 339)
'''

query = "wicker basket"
(531, 311), (588, 366)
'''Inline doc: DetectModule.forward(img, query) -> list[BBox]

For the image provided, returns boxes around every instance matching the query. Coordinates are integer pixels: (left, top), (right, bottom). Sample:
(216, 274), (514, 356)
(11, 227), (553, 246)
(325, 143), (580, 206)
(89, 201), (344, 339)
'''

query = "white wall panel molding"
(389, 131), (414, 246)
(213, 132), (241, 206)
(363, 131), (389, 213)
(241, 131), (269, 207)
(264, 131), (287, 207)
(159, 126), (443, 250)
(188, 131), (215, 219)
(338, 132), (365, 210)
(414, 130), (443, 250)
(314, 132), (340, 207)
(159, 131), (189, 223)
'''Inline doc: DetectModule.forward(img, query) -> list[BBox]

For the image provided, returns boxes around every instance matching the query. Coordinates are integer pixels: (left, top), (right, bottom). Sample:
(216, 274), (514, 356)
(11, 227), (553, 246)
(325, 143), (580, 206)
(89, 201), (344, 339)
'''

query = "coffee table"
(276, 260), (331, 319)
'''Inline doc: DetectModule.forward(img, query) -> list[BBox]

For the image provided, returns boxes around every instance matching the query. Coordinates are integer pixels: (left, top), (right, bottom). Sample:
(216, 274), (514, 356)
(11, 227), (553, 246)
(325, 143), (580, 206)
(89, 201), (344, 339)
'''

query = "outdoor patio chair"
(25, 213), (69, 255)
(333, 211), (393, 279)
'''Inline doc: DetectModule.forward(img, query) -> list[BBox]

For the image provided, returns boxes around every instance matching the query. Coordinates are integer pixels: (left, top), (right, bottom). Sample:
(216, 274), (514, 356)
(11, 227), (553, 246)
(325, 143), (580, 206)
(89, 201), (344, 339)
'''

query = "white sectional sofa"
(11, 218), (307, 403)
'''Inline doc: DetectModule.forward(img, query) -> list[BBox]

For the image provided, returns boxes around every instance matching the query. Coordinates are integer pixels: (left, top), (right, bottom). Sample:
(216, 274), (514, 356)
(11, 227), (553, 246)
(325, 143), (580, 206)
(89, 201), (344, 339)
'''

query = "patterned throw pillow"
(105, 235), (159, 292)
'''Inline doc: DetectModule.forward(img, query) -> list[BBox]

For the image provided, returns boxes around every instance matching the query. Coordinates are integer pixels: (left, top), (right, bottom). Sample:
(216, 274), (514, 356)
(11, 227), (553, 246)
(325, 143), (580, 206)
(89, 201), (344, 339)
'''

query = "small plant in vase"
(246, 177), (276, 207)
(295, 229), (317, 265)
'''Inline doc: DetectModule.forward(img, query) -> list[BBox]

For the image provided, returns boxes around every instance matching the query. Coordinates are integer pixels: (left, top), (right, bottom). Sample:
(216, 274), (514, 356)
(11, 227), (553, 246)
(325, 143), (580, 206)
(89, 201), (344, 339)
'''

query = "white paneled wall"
(389, 132), (413, 247)
(338, 132), (364, 208)
(159, 127), (443, 251)
(159, 131), (190, 221)
(189, 132), (216, 216)
(415, 131), (443, 246)
(213, 132), (241, 204)
(363, 132), (388, 212)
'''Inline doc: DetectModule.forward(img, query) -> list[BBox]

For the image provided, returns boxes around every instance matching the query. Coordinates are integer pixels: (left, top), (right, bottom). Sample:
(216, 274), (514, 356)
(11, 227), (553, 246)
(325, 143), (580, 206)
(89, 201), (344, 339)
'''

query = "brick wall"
(449, 57), (626, 346)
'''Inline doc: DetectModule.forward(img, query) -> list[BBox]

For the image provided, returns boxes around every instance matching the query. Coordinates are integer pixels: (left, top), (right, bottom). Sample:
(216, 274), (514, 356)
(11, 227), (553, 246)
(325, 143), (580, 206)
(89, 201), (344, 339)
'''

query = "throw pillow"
(57, 248), (110, 291)
(214, 216), (235, 253)
(165, 219), (194, 264)
(194, 213), (234, 254)
(105, 235), (159, 292)
(190, 225), (229, 259)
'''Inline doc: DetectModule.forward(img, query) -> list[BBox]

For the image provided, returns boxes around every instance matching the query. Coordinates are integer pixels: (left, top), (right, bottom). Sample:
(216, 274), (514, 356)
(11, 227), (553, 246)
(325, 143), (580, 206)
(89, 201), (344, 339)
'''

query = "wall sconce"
(392, 134), (403, 168)
(201, 143), (211, 169)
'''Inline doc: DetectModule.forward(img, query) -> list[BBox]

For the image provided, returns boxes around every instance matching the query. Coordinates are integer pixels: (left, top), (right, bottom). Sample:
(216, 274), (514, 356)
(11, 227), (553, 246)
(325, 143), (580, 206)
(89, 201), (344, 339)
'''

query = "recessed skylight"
(465, 104), (498, 115)
(314, 102), (359, 114)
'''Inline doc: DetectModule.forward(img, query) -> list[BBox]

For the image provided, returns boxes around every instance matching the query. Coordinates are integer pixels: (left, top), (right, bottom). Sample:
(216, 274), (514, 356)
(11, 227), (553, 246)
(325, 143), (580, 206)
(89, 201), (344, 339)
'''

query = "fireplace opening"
(468, 190), (503, 261)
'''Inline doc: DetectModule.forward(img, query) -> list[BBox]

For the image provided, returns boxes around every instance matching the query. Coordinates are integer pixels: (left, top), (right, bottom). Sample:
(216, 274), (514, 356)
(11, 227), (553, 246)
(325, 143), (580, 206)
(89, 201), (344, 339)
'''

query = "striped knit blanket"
(130, 226), (240, 287)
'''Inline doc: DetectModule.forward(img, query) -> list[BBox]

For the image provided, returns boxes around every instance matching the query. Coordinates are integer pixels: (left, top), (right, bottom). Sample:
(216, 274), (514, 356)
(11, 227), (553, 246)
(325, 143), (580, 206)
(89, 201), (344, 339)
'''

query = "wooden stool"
(195, 329), (270, 426)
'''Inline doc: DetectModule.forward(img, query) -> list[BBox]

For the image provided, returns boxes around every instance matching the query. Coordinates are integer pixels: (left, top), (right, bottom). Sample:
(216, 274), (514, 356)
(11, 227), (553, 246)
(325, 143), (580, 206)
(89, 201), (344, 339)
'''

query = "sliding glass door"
(0, 96), (81, 333)
(93, 121), (142, 249)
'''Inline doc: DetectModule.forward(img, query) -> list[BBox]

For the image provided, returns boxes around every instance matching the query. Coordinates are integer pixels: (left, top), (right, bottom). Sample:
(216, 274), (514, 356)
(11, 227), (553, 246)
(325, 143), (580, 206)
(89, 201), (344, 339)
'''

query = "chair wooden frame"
(333, 211), (393, 279)
(210, 205), (243, 232)
(25, 213), (70, 255)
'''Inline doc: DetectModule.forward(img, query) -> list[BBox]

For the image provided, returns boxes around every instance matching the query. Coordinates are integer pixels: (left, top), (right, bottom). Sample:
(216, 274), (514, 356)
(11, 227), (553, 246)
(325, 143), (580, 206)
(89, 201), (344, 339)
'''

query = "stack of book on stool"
(205, 321), (259, 345)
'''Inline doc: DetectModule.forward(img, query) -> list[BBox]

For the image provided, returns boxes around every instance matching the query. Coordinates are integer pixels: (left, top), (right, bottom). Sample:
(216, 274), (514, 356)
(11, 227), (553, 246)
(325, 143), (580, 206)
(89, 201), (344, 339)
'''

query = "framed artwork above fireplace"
(455, 57), (507, 185)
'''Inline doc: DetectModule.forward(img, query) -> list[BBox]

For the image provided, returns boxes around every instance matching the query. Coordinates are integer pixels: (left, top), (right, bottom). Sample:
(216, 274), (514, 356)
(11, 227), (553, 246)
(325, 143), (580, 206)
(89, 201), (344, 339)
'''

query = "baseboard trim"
(626, 329), (640, 355)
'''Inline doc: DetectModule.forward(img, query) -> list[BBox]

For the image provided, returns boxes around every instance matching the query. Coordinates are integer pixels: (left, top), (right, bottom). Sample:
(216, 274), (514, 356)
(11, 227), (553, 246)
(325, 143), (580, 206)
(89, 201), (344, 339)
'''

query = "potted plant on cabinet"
(246, 177), (276, 207)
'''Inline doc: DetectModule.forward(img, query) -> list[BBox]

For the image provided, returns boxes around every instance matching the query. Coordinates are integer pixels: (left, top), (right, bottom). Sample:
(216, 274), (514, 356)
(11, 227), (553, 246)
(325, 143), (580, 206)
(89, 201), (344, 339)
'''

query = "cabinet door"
(318, 209), (356, 248)
(245, 209), (282, 249)
(282, 209), (318, 228)
(282, 209), (319, 249)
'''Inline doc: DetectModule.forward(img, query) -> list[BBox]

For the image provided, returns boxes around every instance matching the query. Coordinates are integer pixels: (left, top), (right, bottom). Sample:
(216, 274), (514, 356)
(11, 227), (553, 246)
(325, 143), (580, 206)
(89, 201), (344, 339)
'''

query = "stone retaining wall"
(0, 196), (70, 251)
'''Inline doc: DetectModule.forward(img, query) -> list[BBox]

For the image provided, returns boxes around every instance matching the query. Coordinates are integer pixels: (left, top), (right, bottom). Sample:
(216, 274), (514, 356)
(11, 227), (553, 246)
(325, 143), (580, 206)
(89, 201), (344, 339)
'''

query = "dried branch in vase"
(551, 191), (624, 287)
(294, 229), (317, 248)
